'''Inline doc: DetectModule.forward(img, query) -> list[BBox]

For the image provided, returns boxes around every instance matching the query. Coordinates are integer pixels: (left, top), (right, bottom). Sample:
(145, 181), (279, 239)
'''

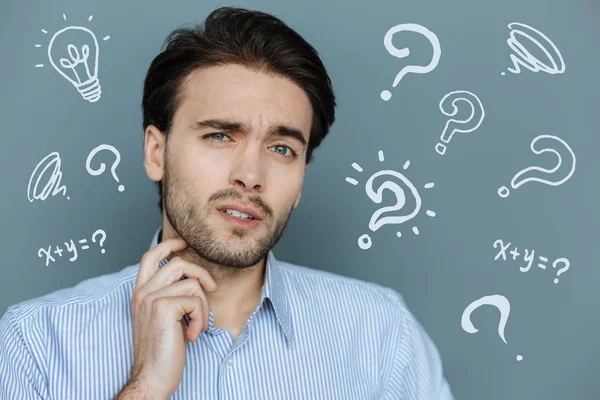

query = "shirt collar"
(148, 227), (294, 348)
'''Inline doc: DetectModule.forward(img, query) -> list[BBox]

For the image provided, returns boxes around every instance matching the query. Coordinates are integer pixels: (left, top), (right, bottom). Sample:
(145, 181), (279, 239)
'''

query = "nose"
(229, 144), (265, 193)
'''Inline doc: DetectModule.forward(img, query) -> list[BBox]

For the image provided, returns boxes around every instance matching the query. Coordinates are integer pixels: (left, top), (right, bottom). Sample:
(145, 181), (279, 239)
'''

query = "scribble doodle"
(27, 151), (68, 202)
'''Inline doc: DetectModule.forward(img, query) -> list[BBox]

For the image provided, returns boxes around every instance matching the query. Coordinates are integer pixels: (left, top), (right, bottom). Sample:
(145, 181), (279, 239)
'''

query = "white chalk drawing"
(27, 151), (69, 202)
(503, 22), (565, 76)
(494, 239), (570, 284)
(86, 144), (125, 192)
(380, 23), (441, 101)
(435, 90), (485, 155)
(498, 135), (575, 198)
(345, 151), (436, 250)
(462, 294), (523, 361)
(38, 228), (107, 266)
(35, 14), (110, 102)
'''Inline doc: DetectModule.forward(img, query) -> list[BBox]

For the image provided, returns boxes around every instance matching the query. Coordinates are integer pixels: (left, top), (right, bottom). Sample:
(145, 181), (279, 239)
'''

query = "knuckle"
(152, 297), (169, 313)
(140, 252), (151, 265)
(131, 291), (143, 309)
(144, 293), (156, 305)
(184, 279), (204, 297)
(167, 256), (185, 272)
(188, 278), (202, 291)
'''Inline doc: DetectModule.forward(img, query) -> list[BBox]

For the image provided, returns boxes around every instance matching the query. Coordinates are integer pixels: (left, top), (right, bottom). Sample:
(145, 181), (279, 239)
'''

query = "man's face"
(148, 64), (312, 269)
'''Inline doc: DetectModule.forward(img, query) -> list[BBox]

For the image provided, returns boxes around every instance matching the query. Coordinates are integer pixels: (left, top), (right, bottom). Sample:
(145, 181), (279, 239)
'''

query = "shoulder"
(1, 262), (140, 327)
(276, 258), (407, 320)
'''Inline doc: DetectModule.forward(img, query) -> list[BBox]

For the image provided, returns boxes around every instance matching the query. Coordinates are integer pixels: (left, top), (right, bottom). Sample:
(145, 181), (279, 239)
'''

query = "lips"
(218, 208), (262, 229)
(216, 203), (262, 220)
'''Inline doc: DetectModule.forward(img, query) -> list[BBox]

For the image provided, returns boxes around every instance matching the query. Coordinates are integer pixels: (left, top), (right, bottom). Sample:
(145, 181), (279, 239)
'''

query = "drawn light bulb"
(345, 151), (436, 250)
(36, 13), (111, 103)
(48, 26), (101, 102)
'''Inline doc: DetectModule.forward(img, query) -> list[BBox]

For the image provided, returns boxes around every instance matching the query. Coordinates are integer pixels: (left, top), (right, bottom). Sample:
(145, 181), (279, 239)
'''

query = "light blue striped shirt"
(0, 227), (454, 399)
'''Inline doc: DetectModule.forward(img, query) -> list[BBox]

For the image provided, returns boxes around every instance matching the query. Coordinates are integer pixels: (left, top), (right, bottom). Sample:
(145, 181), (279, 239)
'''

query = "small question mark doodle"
(552, 257), (570, 284)
(27, 151), (69, 202)
(86, 144), (125, 192)
(345, 151), (436, 250)
(91, 229), (106, 254)
(435, 90), (485, 155)
(462, 294), (523, 361)
(498, 135), (575, 198)
(380, 23), (441, 101)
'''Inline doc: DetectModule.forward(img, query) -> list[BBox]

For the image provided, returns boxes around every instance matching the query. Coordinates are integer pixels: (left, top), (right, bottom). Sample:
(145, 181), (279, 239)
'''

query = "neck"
(159, 224), (266, 316)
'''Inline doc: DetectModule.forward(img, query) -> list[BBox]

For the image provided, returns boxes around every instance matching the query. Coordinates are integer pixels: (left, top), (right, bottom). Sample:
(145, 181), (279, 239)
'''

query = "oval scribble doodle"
(27, 151), (68, 202)
(35, 13), (111, 102)
(345, 150), (436, 250)
(503, 22), (565, 76)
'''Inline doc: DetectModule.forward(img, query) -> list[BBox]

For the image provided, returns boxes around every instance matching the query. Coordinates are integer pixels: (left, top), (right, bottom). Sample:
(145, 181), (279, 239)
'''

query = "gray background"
(1, 0), (598, 399)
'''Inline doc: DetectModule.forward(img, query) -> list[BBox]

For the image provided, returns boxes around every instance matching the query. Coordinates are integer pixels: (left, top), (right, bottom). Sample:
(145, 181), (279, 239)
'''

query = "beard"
(161, 144), (295, 270)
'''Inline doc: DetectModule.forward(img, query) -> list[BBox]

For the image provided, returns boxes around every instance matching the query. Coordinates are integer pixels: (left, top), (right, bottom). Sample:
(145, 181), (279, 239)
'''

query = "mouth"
(217, 208), (262, 229)
(216, 203), (262, 221)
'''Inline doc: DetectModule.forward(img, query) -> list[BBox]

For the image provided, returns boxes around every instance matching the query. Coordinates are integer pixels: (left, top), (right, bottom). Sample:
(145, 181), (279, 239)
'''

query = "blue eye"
(208, 133), (231, 142)
(206, 133), (297, 159)
(271, 145), (297, 159)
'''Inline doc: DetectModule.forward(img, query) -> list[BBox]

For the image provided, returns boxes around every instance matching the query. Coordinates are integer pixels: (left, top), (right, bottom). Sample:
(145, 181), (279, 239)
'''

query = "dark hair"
(142, 6), (336, 211)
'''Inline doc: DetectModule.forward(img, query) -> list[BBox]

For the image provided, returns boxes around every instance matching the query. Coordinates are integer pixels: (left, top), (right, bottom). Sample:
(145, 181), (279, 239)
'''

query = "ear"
(144, 125), (166, 183)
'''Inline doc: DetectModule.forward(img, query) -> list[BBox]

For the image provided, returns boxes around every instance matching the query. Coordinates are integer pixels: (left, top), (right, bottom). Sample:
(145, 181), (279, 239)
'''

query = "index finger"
(135, 237), (188, 289)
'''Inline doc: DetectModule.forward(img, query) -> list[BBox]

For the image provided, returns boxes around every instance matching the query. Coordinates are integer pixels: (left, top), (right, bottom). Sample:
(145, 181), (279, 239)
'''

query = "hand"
(125, 238), (218, 398)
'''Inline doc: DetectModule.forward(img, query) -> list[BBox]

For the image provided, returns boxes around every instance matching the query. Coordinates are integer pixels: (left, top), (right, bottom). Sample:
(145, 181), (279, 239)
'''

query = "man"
(0, 6), (454, 399)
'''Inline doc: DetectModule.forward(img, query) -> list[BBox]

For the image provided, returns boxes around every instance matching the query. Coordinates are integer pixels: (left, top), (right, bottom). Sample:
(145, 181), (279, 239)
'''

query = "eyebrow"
(191, 118), (308, 149)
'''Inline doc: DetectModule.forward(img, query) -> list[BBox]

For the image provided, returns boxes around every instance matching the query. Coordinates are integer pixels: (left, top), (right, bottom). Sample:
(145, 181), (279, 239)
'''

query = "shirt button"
(227, 357), (234, 367)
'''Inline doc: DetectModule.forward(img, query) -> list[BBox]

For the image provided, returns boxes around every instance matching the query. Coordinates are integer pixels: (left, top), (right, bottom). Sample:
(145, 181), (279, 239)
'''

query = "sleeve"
(0, 307), (47, 399)
(380, 293), (454, 400)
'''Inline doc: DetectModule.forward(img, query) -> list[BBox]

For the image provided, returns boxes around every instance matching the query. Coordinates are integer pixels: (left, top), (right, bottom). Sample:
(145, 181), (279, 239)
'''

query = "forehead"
(175, 64), (313, 138)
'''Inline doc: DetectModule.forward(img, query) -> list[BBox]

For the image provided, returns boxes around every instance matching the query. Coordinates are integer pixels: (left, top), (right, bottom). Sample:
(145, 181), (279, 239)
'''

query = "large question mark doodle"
(380, 23), (441, 101)
(34, 14), (111, 102)
(498, 135), (575, 198)
(92, 229), (107, 254)
(86, 144), (125, 192)
(345, 150), (436, 250)
(27, 151), (69, 202)
(503, 22), (565, 76)
(462, 294), (523, 361)
(435, 90), (485, 155)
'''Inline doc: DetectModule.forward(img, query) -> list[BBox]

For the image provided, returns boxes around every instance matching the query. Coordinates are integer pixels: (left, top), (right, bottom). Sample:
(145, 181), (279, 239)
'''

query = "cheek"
(271, 168), (303, 202)
(178, 151), (226, 193)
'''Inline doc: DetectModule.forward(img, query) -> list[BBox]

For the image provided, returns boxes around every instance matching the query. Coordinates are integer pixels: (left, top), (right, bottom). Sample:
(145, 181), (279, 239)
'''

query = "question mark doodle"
(380, 23), (441, 101)
(552, 257), (570, 284)
(27, 151), (69, 202)
(345, 151), (436, 250)
(498, 135), (575, 198)
(91, 229), (106, 254)
(462, 294), (523, 361)
(86, 144), (125, 192)
(435, 90), (485, 155)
